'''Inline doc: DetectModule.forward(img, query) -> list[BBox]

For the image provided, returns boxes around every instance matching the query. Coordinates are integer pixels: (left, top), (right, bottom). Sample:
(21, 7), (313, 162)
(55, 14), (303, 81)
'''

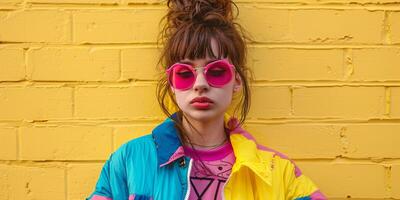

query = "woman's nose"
(192, 68), (210, 92)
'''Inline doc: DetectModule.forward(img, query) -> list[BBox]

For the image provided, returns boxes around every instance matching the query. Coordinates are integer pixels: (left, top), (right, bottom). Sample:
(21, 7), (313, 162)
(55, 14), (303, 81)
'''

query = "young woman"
(87, 0), (327, 199)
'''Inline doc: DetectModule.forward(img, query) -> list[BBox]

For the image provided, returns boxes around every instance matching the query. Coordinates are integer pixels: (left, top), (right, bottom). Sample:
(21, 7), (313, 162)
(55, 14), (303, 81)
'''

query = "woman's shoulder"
(256, 144), (326, 199)
(257, 143), (292, 162)
(108, 133), (156, 162)
(123, 133), (155, 147)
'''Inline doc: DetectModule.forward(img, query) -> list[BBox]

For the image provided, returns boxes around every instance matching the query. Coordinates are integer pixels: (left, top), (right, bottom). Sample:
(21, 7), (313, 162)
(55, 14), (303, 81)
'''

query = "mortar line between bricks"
(3, 81), (400, 87)
(292, 158), (400, 164)
(2, 43), (400, 49)
(1, 158), (400, 165)
(2, 118), (400, 126)
(341, 48), (348, 81)
(242, 82), (400, 86)
(246, 118), (400, 124)
(17, 3), (400, 11)
(0, 160), (108, 164)
(22, 47), (27, 81)
(0, 7), (19, 11)
(343, 49), (354, 81)
(342, 49), (347, 81)
(384, 165), (392, 196)
(383, 11), (393, 45)
(290, 86), (294, 116)
(9, 1), (400, 6)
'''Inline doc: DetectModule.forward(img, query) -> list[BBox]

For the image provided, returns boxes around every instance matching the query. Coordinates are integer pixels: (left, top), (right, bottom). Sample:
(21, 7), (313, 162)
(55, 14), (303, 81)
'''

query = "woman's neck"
(181, 113), (228, 149)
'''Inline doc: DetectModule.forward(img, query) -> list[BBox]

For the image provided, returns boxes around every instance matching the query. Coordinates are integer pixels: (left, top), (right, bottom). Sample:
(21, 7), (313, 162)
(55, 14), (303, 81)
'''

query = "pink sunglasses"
(166, 59), (235, 90)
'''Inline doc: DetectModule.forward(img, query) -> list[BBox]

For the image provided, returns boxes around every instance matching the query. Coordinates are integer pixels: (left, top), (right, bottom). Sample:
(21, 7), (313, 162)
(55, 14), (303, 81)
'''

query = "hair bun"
(166, 0), (234, 28)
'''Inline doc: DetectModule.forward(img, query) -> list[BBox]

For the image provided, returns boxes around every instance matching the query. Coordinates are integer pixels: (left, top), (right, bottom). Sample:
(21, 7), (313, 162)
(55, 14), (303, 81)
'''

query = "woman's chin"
(183, 109), (224, 123)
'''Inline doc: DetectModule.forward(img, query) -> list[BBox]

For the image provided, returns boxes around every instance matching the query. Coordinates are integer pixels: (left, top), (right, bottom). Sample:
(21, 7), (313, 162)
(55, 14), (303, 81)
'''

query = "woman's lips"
(191, 102), (212, 109)
(190, 96), (214, 104)
(190, 96), (214, 109)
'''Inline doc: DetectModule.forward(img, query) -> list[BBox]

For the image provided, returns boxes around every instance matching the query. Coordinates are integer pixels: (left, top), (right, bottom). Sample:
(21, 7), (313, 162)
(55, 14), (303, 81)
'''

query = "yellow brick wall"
(0, 0), (399, 199)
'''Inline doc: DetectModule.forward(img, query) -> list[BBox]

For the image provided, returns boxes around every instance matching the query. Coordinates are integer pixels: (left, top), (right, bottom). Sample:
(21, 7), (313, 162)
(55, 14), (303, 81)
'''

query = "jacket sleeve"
(284, 160), (327, 200)
(86, 145), (129, 200)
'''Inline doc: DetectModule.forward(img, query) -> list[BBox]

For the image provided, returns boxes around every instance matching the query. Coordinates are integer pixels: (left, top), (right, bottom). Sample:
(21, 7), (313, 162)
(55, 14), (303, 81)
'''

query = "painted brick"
(237, 0), (400, 2)
(20, 126), (112, 160)
(27, 47), (120, 81)
(296, 162), (386, 198)
(75, 85), (162, 119)
(238, 7), (290, 43)
(73, 9), (165, 44)
(0, 1), (398, 199)
(0, 0), (23, 3)
(391, 87), (400, 118)
(0, 48), (25, 81)
(290, 10), (384, 44)
(392, 164), (400, 198)
(236, 0), (308, 2)
(293, 86), (385, 118)
(248, 47), (343, 81)
(28, 0), (118, 3)
(0, 164), (65, 200)
(123, 0), (163, 3)
(391, 12), (400, 44)
(0, 127), (17, 160)
(350, 48), (400, 81)
(121, 47), (160, 80)
(248, 86), (291, 119)
(0, 10), (70, 43)
(343, 124), (400, 159)
(0, 0), (23, 8)
(239, 7), (383, 44)
(0, 87), (73, 120)
(317, 0), (400, 2)
(114, 124), (156, 150)
(67, 163), (103, 200)
(118, 0), (400, 3)
(245, 124), (342, 159)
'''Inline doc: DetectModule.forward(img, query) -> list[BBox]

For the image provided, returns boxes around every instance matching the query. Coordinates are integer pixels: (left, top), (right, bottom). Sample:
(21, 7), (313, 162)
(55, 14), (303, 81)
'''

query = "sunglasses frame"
(166, 58), (236, 91)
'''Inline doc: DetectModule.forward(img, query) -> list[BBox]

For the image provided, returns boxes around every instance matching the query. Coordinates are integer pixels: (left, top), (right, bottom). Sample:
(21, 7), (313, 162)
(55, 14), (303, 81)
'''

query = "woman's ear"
(233, 73), (242, 93)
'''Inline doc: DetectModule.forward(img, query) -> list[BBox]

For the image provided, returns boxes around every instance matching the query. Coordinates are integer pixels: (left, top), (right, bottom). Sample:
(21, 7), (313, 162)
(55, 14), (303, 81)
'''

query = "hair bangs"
(170, 25), (230, 64)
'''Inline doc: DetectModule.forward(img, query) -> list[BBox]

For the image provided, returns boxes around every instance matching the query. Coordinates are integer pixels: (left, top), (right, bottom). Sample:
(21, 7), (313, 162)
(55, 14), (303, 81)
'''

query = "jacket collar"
(151, 112), (183, 167)
(151, 112), (273, 185)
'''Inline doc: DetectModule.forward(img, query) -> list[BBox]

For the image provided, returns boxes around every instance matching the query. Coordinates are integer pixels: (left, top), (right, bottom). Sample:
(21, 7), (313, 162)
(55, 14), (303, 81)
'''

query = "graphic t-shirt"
(183, 140), (236, 200)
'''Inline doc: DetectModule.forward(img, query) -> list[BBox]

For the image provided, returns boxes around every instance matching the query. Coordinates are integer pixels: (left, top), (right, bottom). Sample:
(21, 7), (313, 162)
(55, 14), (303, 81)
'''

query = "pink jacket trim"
(91, 195), (112, 200)
(311, 190), (328, 199)
(159, 146), (185, 167)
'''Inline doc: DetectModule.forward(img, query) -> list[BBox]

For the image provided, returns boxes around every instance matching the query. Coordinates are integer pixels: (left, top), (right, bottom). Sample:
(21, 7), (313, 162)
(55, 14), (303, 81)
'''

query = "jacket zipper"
(183, 158), (193, 200)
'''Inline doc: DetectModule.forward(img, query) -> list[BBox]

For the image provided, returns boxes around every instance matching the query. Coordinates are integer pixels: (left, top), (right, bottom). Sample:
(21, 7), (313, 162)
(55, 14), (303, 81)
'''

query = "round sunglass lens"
(171, 65), (195, 90)
(205, 62), (232, 87)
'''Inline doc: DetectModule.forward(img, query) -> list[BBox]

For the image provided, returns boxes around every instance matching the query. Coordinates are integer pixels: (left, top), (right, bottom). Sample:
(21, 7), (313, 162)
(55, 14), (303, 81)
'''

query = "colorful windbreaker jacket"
(87, 112), (327, 200)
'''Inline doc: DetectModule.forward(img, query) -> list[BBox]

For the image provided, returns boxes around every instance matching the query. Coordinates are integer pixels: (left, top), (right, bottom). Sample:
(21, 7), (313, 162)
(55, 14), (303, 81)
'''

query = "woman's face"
(170, 41), (242, 123)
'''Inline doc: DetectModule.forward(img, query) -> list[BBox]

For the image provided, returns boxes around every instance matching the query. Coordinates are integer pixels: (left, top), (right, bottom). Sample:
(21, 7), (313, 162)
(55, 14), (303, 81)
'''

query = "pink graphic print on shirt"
(183, 141), (236, 200)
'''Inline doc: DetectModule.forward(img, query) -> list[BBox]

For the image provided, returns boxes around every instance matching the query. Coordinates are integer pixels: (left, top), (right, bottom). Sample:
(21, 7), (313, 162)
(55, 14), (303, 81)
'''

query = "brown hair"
(156, 0), (253, 147)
